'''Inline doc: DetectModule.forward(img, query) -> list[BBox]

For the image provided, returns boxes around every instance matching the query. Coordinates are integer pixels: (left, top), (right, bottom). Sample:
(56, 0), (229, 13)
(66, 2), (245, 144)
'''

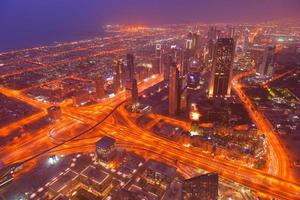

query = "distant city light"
(277, 38), (284, 42)
(190, 111), (201, 121)
(108, 93), (116, 98)
(106, 77), (113, 81)
(48, 155), (59, 165)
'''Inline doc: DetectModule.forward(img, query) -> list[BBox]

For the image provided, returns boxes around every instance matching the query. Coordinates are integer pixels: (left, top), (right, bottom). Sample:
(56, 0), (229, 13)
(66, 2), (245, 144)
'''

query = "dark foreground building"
(182, 172), (219, 200)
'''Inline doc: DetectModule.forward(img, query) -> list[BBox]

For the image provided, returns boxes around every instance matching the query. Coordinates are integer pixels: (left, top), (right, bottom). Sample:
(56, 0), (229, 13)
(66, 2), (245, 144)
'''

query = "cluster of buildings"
(1, 136), (222, 200)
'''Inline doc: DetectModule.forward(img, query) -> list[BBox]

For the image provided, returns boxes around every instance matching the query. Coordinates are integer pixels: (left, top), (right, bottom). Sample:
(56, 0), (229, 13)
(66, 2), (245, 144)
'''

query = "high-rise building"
(131, 79), (139, 106)
(155, 44), (163, 74)
(95, 76), (105, 99)
(248, 47), (264, 73)
(113, 59), (122, 93)
(192, 33), (199, 50)
(208, 26), (217, 41)
(179, 49), (190, 76)
(182, 172), (219, 200)
(186, 39), (193, 50)
(169, 62), (180, 115)
(258, 45), (275, 77)
(209, 38), (235, 98)
(228, 26), (235, 38)
(164, 54), (173, 81)
(207, 26), (218, 62)
(126, 53), (135, 82)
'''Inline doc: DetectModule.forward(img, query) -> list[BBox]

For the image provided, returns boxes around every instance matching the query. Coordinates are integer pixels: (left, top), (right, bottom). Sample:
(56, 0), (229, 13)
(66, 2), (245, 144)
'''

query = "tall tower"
(126, 53), (135, 82)
(95, 76), (105, 99)
(258, 45), (275, 77)
(209, 38), (235, 98)
(131, 79), (139, 106)
(228, 26), (235, 38)
(113, 59), (122, 93)
(155, 44), (162, 75)
(169, 62), (180, 115)
(164, 54), (173, 81)
(208, 26), (217, 41)
(207, 26), (218, 62)
(192, 33), (199, 50)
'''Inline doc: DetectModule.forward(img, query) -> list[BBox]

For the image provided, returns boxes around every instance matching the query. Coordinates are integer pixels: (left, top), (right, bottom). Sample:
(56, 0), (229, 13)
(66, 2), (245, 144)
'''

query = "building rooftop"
(48, 170), (78, 193)
(147, 160), (176, 179)
(81, 165), (109, 185)
(96, 136), (116, 150)
(53, 194), (69, 200)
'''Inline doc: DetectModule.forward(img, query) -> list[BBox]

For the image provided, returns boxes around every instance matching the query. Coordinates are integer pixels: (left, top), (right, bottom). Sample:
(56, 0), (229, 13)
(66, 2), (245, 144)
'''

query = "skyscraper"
(258, 45), (275, 77)
(126, 53), (135, 82)
(155, 44), (163, 74)
(131, 79), (139, 106)
(207, 26), (218, 62)
(208, 26), (217, 41)
(169, 62), (180, 115)
(209, 38), (235, 98)
(248, 47), (264, 74)
(113, 59), (122, 93)
(228, 26), (235, 38)
(179, 49), (191, 77)
(192, 33), (199, 50)
(182, 172), (219, 200)
(164, 54), (173, 81)
(95, 76), (105, 99)
(186, 39), (193, 50)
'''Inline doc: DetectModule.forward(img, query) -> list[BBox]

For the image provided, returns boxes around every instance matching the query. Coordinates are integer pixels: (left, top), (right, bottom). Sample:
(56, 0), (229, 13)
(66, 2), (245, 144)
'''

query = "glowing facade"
(209, 38), (235, 97)
(169, 63), (180, 115)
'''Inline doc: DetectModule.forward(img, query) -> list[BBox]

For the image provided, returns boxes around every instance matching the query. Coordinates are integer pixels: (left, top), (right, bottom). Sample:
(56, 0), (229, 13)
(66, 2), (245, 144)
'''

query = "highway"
(232, 69), (292, 181)
(0, 70), (299, 199)
(35, 101), (300, 200)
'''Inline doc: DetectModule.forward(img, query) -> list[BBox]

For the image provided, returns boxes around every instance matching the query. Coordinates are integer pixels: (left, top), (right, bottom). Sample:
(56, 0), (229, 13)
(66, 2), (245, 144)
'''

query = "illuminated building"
(164, 54), (173, 81)
(192, 33), (199, 50)
(186, 39), (193, 49)
(95, 76), (105, 99)
(180, 89), (188, 112)
(182, 172), (219, 200)
(142, 160), (176, 190)
(96, 136), (116, 163)
(228, 26), (235, 38)
(131, 79), (139, 106)
(208, 38), (235, 98)
(169, 62), (180, 115)
(243, 36), (249, 51)
(155, 44), (163, 74)
(207, 26), (218, 61)
(179, 49), (190, 76)
(208, 26), (217, 41)
(258, 45), (275, 77)
(187, 72), (200, 89)
(126, 53), (135, 82)
(113, 59), (122, 93)
(248, 47), (265, 73)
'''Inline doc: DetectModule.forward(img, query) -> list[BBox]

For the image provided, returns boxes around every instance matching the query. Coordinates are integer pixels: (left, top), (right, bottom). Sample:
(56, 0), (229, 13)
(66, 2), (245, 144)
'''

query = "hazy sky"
(0, 0), (299, 51)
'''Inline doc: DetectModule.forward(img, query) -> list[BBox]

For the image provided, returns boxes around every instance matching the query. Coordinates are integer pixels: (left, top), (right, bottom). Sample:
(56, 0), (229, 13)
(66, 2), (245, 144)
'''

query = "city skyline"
(0, 2), (300, 200)
(1, 0), (300, 51)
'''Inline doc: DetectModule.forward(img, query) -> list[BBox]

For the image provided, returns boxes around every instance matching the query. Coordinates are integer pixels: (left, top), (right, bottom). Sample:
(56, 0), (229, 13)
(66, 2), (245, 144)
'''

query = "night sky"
(0, 0), (299, 51)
